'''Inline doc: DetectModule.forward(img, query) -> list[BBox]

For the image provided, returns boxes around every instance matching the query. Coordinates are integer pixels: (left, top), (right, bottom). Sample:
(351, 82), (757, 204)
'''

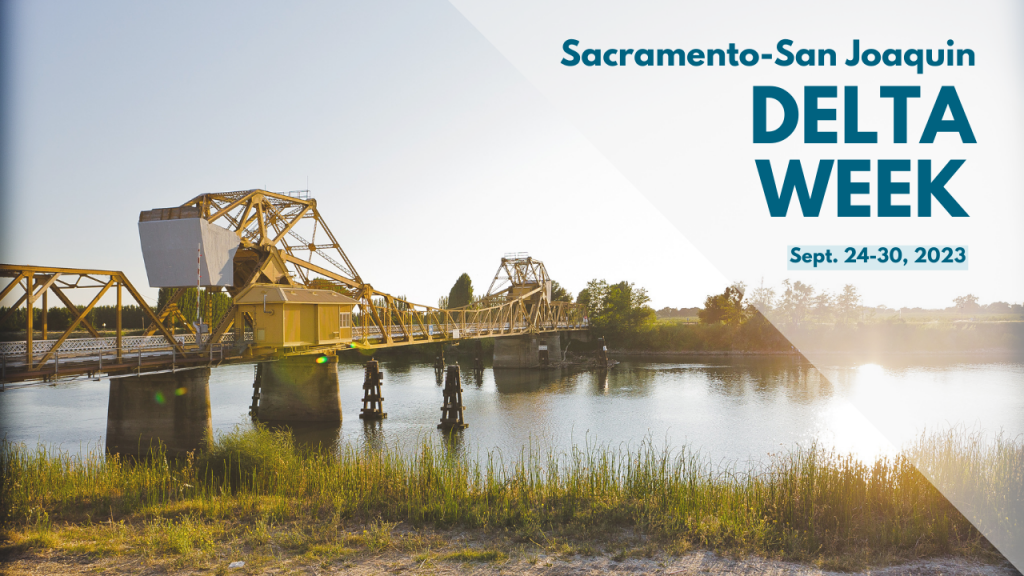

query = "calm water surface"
(1, 354), (1022, 464)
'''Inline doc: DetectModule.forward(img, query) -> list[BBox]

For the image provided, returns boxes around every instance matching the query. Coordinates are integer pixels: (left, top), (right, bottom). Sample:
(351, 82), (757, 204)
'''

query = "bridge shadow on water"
(491, 366), (646, 397)
(491, 368), (570, 394)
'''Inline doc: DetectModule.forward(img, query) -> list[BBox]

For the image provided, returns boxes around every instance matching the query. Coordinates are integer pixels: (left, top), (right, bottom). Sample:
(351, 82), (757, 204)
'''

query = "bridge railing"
(0, 343), (233, 386)
(350, 291), (589, 346)
(351, 320), (588, 344)
(352, 322), (531, 341)
(0, 332), (253, 368)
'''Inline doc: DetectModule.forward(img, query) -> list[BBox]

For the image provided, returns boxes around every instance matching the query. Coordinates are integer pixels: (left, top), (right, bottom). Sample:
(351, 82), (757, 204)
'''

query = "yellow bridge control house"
(234, 285), (357, 349)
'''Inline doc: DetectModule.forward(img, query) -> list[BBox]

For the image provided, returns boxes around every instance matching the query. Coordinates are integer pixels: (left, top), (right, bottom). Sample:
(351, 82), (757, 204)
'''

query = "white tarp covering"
(138, 218), (239, 287)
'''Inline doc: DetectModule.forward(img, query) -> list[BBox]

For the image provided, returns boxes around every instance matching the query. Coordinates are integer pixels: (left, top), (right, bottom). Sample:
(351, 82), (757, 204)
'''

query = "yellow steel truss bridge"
(0, 190), (587, 385)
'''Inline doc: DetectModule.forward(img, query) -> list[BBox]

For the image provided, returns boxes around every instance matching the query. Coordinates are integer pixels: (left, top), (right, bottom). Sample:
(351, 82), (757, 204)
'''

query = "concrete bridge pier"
(256, 355), (342, 422)
(106, 368), (213, 458)
(563, 330), (590, 343)
(493, 334), (563, 368)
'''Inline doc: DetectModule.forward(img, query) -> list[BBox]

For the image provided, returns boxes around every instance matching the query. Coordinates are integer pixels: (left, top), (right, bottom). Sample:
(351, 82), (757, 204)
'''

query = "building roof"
(234, 284), (358, 305)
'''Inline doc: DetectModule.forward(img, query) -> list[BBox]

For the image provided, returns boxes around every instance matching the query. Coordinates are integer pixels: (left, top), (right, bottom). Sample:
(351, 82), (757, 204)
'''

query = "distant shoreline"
(609, 349), (1020, 357)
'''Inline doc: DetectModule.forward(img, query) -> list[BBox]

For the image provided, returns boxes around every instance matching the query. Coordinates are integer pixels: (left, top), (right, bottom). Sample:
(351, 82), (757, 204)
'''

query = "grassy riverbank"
(1, 427), (1019, 572)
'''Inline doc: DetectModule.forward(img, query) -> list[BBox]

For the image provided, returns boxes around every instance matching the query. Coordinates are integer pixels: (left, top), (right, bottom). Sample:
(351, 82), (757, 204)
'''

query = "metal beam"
(25, 274), (33, 367)
(116, 281), (122, 362)
(144, 287), (186, 336)
(269, 204), (312, 250)
(0, 272), (27, 303)
(49, 285), (102, 338)
(256, 203), (267, 245)
(27, 273), (62, 305)
(35, 277), (113, 368)
(119, 273), (188, 358)
(208, 304), (237, 344)
(207, 194), (252, 224)
(234, 197), (255, 236)
(281, 254), (361, 289)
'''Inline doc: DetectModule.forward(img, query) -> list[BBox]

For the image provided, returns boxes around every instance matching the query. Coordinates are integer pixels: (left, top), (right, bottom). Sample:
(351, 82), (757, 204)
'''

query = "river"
(1, 354), (1022, 465)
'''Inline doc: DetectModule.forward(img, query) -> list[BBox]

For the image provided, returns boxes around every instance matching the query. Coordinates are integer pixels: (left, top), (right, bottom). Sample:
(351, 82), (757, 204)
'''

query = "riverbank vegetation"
(3, 271), (1021, 355)
(1, 427), (1019, 572)
(572, 277), (1022, 353)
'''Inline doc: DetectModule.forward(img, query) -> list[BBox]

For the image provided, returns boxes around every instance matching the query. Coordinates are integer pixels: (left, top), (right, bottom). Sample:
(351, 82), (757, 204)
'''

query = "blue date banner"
(788, 245), (968, 270)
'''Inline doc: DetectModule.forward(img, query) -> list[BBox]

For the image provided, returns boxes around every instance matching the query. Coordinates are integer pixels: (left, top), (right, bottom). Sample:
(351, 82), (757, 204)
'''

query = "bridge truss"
(0, 265), (213, 383)
(167, 190), (586, 352)
(0, 190), (586, 384)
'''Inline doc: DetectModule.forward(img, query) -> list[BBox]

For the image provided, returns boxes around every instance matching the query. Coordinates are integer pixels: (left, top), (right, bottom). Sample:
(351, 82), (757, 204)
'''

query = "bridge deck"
(0, 322), (587, 384)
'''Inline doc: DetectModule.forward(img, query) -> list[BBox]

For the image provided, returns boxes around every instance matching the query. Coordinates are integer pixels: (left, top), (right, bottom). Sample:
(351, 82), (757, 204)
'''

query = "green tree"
(810, 290), (834, 323)
(393, 295), (410, 312)
(576, 279), (608, 320)
(777, 279), (815, 324)
(447, 273), (474, 309)
(156, 287), (232, 329)
(987, 301), (1012, 314)
(835, 284), (861, 323)
(746, 278), (776, 315)
(550, 280), (572, 302)
(590, 280), (656, 335)
(953, 294), (980, 313)
(698, 283), (748, 325)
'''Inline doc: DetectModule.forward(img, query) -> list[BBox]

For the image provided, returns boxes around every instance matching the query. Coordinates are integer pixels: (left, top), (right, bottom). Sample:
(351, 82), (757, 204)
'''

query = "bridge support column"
(493, 335), (562, 368)
(433, 347), (445, 383)
(257, 355), (341, 422)
(106, 367), (212, 458)
(563, 330), (590, 343)
(596, 336), (609, 365)
(359, 359), (386, 420)
(438, 364), (467, 430)
(472, 340), (484, 376)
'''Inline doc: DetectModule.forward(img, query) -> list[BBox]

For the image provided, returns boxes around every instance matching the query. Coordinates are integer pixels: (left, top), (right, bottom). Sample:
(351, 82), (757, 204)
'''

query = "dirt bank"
(2, 525), (1017, 576)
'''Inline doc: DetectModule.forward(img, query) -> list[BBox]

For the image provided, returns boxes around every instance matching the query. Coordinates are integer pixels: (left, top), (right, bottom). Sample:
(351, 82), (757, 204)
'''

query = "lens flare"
(315, 355), (329, 364)
(154, 392), (165, 405)
(174, 387), (187, 396)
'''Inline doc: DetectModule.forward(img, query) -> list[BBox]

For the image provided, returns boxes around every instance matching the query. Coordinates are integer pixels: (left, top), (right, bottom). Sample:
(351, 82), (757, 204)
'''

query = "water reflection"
(1, 355), (1020, 469)
(492, 368), (566, 394)
(642, 358), (832, 406)
(361, 419), (385, 452)
(438, 428), (466, 459)
(383, 359), (413, 376)
(595, 370), (609, 394)
(602, 363), (658, 392)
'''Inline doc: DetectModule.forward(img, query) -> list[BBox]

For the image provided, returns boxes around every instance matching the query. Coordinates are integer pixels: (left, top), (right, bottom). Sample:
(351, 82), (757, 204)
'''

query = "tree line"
(704, 280), (1023, 326)
(1, 287), (233, 335)
(0, 305), (150, 334)
(705, 280), (865, 326)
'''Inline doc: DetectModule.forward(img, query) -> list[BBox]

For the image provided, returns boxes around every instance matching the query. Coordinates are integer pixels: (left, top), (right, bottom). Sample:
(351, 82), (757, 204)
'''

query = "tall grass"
(1, 426), (1017, 564)
(908, 429), (1023, 566)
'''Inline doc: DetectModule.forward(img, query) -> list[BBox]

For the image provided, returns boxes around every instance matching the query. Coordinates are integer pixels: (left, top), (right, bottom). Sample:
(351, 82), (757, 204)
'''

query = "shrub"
(198, 423), (296, 492)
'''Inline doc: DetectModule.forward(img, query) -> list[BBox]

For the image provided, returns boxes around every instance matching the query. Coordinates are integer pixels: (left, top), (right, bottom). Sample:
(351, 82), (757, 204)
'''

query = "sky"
(0, 0), (728, 311)
(2, 0), (1021, 311)
(450, 0), (1024, 310)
